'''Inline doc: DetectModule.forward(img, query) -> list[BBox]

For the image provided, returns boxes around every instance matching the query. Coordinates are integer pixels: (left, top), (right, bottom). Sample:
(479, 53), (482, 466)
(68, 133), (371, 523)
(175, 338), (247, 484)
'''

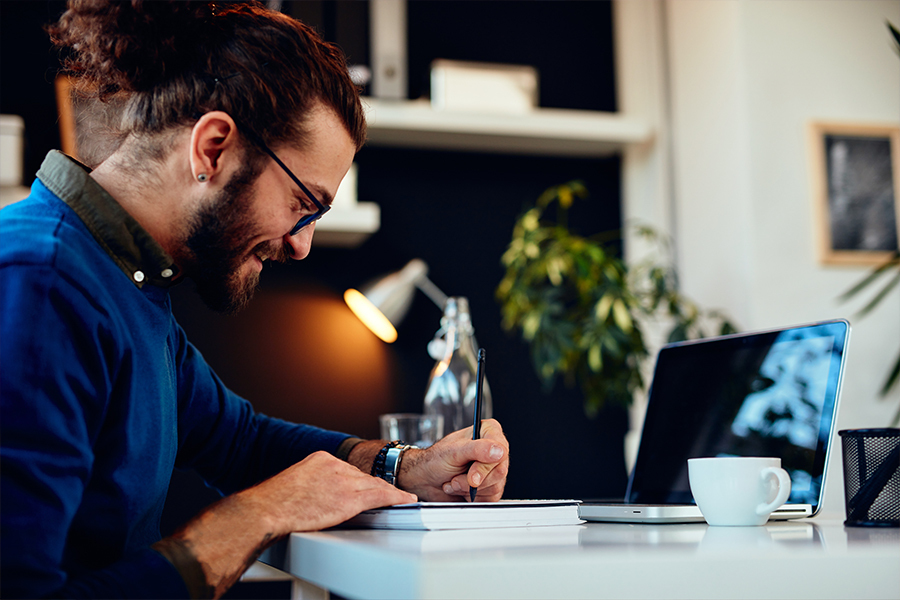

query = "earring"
(197, 173), (208, 182)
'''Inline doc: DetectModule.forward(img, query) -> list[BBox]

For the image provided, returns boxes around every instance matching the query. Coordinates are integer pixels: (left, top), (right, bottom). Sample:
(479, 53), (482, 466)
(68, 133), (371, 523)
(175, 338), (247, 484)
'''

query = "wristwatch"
(372, 441), (415, 486)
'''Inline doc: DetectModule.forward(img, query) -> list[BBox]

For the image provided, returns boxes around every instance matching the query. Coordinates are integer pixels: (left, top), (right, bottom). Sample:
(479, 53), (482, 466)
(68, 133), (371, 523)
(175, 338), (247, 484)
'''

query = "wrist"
(346, 439), (384, 473)
(372, 441), (414, 486)
(396, 446), (424, 494)
(346, 439), (421, 491)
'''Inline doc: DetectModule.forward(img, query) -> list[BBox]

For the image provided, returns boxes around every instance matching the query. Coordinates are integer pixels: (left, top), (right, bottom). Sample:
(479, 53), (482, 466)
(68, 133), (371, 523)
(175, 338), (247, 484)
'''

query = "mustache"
(252, 239), (292, 264)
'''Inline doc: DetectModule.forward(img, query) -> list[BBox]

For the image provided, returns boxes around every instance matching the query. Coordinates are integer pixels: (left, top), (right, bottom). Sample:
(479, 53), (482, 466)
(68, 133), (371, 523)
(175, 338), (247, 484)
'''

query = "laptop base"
(579, 503), (813, 524)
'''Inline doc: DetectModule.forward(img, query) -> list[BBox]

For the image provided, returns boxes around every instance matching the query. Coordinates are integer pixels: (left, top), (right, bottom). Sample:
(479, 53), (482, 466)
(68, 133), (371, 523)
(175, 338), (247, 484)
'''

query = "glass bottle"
(423, 297), (492, 436)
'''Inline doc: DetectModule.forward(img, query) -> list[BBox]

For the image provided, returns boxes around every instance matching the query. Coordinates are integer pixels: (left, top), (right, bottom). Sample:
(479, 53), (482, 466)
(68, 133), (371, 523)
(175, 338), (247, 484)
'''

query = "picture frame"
(808, 121), (900, 266)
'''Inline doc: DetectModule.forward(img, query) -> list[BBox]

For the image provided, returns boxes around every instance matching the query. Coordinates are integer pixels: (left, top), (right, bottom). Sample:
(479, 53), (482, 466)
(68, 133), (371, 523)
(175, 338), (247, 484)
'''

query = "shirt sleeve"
(0, 265), (191, 599)
(165, 315), (354, 495)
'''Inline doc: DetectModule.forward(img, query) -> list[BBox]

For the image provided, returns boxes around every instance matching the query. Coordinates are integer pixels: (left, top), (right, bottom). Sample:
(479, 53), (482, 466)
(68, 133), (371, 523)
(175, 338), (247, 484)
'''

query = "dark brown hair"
(48, 0), (366, 157)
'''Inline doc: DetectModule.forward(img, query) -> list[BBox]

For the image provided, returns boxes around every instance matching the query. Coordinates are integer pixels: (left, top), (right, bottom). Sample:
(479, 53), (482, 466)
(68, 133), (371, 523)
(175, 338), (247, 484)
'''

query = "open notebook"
(580, 319), (850, 524)
(344, 500), (584, 530)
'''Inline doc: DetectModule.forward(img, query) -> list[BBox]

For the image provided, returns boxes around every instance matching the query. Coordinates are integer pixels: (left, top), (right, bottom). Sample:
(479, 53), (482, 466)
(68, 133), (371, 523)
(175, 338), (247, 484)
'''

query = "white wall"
(662, 0), (900, 516)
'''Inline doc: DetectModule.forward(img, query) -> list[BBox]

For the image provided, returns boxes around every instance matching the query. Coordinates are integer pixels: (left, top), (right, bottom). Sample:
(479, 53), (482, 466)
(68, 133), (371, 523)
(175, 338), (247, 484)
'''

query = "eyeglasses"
(242, 128), (331, 236)
(207, 68), (328, 236)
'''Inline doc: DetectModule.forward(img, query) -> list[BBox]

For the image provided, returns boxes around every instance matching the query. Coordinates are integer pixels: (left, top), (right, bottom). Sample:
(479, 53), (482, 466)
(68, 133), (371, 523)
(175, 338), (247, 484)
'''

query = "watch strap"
(371, 441), (413, 487)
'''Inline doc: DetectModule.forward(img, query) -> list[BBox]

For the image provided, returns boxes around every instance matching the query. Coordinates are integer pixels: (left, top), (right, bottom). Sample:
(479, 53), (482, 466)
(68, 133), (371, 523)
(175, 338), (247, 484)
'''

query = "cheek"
(246, 176), (290, 229)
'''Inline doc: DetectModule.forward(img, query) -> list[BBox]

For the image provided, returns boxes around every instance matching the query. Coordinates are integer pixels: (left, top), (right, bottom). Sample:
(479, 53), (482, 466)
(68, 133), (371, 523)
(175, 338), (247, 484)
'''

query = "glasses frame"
(242, 128), (331, 236)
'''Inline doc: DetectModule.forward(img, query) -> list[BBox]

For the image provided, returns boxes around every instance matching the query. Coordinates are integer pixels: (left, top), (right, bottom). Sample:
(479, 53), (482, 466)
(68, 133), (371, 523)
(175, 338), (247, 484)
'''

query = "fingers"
(441, 419), (508, 466)
(471, 437), (507, 465)
(464, 420), (508, 487)
(400, 419), (511, 502)
(441, 471), (506, 502)
(365, 484), (419, 510)
(438, 438), (508, 501)
(442, 419), (509, 499)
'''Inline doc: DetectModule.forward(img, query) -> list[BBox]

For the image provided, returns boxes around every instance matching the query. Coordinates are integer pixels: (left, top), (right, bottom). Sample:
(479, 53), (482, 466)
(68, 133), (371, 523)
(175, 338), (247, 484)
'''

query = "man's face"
(183, 104), (356, 314)
(183, 160), (274, 314)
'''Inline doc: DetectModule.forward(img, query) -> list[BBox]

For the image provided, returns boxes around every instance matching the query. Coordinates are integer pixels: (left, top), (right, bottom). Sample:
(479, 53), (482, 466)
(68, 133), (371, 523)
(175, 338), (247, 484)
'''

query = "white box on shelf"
(430, 60), (538, 115)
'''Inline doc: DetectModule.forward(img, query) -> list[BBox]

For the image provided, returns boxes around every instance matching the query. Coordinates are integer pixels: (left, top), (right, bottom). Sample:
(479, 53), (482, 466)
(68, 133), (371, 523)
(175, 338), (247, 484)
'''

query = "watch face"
(383, 444), (413, 486)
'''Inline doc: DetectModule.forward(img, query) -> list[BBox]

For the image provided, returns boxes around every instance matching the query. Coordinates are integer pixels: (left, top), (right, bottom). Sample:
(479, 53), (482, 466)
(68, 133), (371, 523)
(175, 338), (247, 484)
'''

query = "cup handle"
(756, 467), (792, 516)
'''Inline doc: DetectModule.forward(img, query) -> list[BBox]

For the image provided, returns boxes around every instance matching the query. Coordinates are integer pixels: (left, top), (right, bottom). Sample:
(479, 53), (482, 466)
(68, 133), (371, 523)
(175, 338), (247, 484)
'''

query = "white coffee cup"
(688, 457), (792, 527)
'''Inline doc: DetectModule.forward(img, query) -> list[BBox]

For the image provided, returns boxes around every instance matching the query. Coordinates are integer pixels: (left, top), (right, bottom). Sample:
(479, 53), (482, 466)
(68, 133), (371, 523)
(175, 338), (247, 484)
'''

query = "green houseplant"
(496, 181), (736, 417)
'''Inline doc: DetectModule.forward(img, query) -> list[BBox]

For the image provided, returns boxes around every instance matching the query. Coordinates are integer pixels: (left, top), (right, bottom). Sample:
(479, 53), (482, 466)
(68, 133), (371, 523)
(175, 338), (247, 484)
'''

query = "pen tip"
(478, 348), (485, 360)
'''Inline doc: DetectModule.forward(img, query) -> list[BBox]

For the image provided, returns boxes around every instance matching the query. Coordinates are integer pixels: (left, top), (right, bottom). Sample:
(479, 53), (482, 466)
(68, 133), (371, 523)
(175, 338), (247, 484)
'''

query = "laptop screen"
(626, 320), (850, 510)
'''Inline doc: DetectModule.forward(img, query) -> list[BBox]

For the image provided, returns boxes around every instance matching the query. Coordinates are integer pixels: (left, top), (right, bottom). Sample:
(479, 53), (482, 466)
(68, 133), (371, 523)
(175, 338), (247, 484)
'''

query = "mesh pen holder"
(839, 428), (900, 527)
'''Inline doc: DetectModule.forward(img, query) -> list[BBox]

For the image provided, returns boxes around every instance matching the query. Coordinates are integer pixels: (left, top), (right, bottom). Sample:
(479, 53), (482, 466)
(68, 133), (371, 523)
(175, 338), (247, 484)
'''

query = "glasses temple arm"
(239, 125), (326, 211)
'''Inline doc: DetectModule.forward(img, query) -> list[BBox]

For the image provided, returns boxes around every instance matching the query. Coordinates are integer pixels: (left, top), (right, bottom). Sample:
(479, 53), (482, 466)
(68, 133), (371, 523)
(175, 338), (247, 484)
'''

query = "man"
(0, 2), (509, 598)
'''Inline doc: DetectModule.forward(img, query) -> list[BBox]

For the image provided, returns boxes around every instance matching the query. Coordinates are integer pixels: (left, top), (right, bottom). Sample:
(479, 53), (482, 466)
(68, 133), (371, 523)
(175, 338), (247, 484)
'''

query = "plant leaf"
(588, 343), (603, 372)
(667, 322), (689, 343)
(720, 320), (739, 336)
(612, 299), (633, 333)
(837, 252), (900, 303)
(595, 294), (614, 321)
(880, 349), (900, 398)
(855, 270), (900, 319)
(889, 20), (900, 52)
(558, 186), (574, 209)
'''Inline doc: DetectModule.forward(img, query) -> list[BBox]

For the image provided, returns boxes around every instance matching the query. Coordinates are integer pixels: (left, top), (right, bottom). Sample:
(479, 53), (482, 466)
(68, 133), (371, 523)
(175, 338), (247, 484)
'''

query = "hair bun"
(50, 0), (222, 96)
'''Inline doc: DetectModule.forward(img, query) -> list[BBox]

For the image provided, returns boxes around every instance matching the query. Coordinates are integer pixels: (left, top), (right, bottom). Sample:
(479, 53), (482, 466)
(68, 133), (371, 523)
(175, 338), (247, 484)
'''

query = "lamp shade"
(343, 289), (399, 343)
(344, 259), (447, 343)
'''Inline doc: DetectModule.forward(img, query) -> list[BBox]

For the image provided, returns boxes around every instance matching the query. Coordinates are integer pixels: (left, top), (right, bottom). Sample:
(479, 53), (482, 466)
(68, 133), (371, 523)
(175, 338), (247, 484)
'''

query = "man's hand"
(165, 451), (416, 598)
(247, 450), (418, 532)
(398, 418), (509, 502)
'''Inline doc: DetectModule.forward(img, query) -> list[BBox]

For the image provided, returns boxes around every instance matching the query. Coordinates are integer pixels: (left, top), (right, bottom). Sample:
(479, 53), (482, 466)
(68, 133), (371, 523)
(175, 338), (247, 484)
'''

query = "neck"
(89, 137), (195, 260)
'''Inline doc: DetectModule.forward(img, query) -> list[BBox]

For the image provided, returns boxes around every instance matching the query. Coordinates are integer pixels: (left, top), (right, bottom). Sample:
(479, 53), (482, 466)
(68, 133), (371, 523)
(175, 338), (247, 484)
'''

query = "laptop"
(580, 319), (850, 524)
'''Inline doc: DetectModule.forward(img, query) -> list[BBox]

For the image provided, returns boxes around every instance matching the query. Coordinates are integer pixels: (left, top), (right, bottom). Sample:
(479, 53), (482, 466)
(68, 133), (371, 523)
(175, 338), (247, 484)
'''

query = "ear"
(189, 111), (240, 184)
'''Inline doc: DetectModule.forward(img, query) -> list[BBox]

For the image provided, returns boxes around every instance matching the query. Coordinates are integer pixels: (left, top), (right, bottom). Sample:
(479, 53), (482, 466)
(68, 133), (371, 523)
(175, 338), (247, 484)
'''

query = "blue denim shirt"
(0, 152), (352, 598)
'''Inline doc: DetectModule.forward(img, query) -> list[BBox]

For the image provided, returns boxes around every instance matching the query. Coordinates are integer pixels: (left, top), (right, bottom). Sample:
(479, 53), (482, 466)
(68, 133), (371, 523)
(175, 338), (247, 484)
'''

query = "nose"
(284, 222), (315, 260)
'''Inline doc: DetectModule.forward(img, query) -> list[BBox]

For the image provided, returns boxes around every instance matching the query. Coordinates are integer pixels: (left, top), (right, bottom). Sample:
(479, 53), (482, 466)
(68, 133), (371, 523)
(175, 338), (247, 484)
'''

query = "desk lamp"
(344, 259), (448, 343)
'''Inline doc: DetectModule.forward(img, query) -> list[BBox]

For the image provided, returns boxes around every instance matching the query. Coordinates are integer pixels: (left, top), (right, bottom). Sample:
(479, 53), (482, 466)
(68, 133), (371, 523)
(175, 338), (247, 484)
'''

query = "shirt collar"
(36, 151), (181, 288)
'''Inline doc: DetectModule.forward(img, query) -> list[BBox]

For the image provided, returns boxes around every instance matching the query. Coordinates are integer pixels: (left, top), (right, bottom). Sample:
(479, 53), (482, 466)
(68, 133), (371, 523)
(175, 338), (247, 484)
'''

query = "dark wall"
(330, 146), (630, 503)
(406, 0), (617, 111)
(284, 0), (618, 111)
(0, 1), (67, 184)
(177, 0), (627, 505)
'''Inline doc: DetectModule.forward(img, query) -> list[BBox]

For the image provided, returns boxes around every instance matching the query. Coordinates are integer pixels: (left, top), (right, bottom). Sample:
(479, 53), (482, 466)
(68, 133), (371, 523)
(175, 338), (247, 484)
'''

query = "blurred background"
(1, 1), (898, 596)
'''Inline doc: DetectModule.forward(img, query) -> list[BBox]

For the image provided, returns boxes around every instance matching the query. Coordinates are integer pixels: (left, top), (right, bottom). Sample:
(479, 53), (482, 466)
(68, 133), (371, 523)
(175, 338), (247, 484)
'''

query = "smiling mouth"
(245, 240), (290, 271)
(246, 245), (271, 269)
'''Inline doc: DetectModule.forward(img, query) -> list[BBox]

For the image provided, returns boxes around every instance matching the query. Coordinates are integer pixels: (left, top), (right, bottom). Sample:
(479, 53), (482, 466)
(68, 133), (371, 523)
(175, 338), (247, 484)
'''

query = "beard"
(183, 162), (291, 314)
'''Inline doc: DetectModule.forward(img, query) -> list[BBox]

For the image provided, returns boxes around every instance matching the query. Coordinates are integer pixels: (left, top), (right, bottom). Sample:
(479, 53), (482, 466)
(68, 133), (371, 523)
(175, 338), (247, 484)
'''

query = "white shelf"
(313, 202), (380, 248)
(361, 98), (653, 157)
(313, 163), (380, 248)
(314, 100), (653, 247)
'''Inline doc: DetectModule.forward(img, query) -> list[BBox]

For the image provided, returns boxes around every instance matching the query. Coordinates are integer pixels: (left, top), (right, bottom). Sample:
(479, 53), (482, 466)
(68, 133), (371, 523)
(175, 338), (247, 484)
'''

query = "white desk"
(260, 515), (899, 600)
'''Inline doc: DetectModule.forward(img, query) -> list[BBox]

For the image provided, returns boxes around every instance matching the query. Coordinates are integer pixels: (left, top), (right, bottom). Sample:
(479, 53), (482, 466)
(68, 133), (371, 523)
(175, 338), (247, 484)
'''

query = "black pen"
(470, 348), (486, 502)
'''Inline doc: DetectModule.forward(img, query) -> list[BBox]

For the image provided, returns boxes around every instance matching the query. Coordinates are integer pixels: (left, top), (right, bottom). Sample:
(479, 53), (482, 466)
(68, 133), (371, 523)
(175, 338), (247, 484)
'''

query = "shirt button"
(133, 270), (145, 283)
(161, 268), (174, 278)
